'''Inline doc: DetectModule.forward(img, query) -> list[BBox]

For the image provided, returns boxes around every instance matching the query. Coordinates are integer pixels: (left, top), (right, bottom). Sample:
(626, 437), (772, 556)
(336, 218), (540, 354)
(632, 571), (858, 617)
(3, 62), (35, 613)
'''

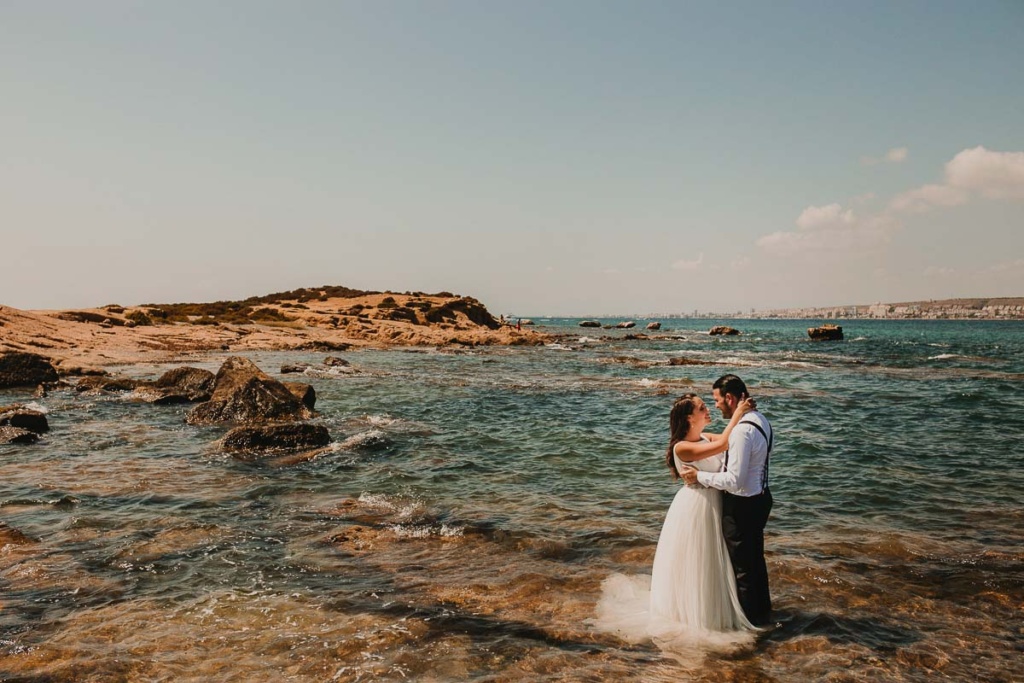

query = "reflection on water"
(1, 319), (1022, 681)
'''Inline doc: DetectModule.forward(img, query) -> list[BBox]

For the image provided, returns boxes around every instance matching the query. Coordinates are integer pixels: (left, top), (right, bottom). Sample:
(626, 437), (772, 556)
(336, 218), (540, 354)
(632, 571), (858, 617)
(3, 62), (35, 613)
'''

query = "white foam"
(337, 429), (391, 450)
(387, 523), (464, 539)
(928, 353), (961, 361)
(356, 492), (423, 519)
(362, 414), (399, 428)
(22, 401), (48, 414)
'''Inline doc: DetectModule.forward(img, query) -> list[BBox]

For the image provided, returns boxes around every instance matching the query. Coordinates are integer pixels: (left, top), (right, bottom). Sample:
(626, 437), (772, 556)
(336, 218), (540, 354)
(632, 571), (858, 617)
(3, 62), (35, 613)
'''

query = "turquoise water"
(1, 319), (1021, 681)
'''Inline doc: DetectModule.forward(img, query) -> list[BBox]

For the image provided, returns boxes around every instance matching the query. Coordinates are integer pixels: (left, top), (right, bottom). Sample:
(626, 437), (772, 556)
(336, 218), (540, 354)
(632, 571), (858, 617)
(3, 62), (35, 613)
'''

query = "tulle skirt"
(592, 485), (756, 653)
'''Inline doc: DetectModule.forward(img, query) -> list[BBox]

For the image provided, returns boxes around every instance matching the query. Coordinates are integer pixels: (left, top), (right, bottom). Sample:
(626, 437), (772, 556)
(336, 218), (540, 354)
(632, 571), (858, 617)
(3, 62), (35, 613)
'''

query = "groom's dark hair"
(713, 374), (748, 399)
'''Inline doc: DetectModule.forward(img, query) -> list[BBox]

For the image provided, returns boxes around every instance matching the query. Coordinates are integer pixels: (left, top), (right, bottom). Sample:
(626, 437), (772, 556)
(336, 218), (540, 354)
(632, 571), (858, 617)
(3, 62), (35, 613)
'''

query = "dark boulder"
(709, 326), (740, 336)
(281, 363), (314, 374)
(323, 356), (349, 367)
(0, 352), (59, 389)
(149, 367), (216, 404)
(186, 357), (314, 425)
(808, 324), (844, 341)
(221, 422), (331, 455)
(74, 376), (141, 393)
(646, 322), (662, 330)
(0, 426), (39, 445)
(615, 321), (636, 329)
(447, 297), (500, 329)
(282, 382), (317, 411)
(0, 406), (49, 433)
(579, 320), (602, 328)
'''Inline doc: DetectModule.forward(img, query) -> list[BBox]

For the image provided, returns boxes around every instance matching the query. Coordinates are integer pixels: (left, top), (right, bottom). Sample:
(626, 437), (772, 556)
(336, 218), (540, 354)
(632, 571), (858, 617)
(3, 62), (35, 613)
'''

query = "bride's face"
(693, 399), (712, 430)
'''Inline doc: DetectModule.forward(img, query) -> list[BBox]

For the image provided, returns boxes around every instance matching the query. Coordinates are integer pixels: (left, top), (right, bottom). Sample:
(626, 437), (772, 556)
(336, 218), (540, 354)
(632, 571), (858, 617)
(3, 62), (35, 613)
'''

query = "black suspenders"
(724, 419), (773, 494)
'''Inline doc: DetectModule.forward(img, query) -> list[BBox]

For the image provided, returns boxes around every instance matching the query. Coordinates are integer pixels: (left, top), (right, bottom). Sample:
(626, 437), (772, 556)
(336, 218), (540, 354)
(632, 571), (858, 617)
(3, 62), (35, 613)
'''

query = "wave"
(335, 430), (392, 451)
(387, 522), (465, 539)
(928, 353), (962, 361)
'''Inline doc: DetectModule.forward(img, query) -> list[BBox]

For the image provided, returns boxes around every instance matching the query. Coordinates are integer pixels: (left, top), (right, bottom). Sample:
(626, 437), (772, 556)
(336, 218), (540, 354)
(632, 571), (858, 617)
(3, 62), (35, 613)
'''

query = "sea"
(1, 318), (1021, 682)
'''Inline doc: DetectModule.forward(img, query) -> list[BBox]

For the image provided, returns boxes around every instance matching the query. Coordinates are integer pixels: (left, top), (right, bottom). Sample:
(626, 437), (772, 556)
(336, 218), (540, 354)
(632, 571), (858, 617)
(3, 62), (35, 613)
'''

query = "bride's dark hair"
(666, 393), (699, 479)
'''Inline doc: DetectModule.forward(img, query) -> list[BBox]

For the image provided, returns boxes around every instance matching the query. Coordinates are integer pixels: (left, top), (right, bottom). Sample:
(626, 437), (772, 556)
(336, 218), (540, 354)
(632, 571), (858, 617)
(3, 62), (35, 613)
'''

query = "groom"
(680, 374), (774, 626)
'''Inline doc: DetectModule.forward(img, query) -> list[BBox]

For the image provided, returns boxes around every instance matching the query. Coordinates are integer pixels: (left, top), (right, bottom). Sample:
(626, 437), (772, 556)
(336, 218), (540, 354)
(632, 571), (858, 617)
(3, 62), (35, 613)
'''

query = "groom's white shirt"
(696, 411), (771, 497)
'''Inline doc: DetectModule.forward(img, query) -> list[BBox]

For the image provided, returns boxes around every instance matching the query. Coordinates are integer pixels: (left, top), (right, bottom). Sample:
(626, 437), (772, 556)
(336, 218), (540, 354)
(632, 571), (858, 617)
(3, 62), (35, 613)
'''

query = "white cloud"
(886, 147), (908, 163)
(759, 204), (897, 256)
(945, 146), (1024, 199)
(671, 253), (704, 271)
(795, 203), (856, 231)
(889, 183), (969, 213)
(730, 256), (752, 270)
(891, 146), (1024, 213)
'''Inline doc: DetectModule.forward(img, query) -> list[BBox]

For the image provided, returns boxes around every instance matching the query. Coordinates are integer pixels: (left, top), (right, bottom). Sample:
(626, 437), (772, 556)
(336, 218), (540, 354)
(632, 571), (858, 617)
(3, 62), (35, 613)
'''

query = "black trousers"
(721, 488), (773, 625)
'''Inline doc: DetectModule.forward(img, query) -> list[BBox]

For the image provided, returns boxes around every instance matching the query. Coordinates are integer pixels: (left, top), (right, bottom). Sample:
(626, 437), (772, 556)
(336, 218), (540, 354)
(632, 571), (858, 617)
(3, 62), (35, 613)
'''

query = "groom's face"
(713, 388), (734, 419)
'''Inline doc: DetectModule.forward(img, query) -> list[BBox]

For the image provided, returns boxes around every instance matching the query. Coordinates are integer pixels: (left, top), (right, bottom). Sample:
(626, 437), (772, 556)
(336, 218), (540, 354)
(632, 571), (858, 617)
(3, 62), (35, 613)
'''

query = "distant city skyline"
(2, 2), (1023, 316)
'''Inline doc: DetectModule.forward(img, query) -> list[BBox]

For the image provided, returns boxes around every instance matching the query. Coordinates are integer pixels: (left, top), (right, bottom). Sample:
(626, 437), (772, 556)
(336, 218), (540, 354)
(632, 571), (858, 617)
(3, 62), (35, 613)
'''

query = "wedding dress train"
(593, 451), (756, 651)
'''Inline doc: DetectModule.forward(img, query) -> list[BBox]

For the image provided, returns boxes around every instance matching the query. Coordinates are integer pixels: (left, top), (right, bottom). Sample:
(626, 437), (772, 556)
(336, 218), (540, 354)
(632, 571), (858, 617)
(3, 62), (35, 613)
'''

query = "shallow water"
(1, 319), (1021, 681)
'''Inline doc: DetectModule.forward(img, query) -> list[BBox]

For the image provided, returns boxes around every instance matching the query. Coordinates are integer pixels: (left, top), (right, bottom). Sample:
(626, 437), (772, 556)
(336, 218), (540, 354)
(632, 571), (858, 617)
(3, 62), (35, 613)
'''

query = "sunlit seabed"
(1, 319), (1021, 681)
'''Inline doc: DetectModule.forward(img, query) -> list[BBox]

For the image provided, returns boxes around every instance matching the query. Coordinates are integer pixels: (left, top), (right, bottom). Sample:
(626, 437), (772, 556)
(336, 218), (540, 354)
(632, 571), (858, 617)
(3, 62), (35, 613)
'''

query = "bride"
(593, 393), (758, 650)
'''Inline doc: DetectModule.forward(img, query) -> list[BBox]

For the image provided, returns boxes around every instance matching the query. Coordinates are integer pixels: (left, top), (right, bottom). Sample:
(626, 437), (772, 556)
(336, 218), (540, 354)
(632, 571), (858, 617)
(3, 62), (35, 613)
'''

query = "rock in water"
(221, 422), (331, 455)
(186, 357), (314, 425)
(282, 382), (317, 411)
(0, 426), (39, 445)
(151, 367), (216, 403)
(0, 406), (49, 433)
(0, 352), (59, 389)
(808, 324), (844, 341)
(709, 326), (740, 336)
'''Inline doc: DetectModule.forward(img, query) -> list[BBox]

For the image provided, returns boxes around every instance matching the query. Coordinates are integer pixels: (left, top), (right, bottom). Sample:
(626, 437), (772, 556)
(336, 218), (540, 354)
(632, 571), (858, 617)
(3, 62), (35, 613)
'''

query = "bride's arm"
(674, 397), (756, 462)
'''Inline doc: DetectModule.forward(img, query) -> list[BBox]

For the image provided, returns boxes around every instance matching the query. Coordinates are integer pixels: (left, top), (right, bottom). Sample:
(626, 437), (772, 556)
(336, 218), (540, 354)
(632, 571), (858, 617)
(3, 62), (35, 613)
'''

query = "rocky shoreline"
(0, 289), (545, 373)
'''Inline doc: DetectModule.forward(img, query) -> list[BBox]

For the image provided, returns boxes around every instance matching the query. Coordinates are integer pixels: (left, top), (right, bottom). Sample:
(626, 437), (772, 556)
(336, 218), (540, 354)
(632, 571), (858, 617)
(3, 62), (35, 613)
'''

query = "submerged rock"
(75, 376), (141, 393)
(221, 422), (331, 455)
(0, 406), (49, 433)
(281, 362), (315, 374)
(186, 357), (314, 425)
(0, 352), (59, 389)
(0, 426), (39, 445)
(0, 522), (35, 545)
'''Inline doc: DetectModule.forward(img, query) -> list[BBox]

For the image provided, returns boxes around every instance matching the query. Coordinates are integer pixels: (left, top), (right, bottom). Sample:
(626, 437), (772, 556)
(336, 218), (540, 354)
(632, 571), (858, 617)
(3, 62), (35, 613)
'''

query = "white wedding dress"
(592, 447), (756, 651)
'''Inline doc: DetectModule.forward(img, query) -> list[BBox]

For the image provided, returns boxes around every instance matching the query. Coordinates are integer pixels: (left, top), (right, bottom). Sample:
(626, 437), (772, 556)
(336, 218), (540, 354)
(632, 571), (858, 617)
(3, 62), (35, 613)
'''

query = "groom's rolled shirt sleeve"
(696, 427), (754, 494)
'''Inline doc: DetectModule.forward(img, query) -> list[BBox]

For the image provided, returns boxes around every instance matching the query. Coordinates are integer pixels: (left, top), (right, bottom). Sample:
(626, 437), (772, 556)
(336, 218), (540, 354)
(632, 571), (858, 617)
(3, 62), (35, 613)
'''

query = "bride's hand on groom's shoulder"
(738, 396), (756, 415)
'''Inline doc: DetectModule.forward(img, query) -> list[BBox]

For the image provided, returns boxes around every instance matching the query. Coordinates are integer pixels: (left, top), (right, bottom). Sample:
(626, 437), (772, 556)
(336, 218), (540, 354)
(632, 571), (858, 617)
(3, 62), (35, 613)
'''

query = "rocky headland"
(0, 286), (544, 373)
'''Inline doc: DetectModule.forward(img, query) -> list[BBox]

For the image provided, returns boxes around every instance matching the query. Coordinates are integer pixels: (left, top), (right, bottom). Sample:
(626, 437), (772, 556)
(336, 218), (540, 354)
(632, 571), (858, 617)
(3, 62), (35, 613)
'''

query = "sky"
(2, 1), (1023, 316)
